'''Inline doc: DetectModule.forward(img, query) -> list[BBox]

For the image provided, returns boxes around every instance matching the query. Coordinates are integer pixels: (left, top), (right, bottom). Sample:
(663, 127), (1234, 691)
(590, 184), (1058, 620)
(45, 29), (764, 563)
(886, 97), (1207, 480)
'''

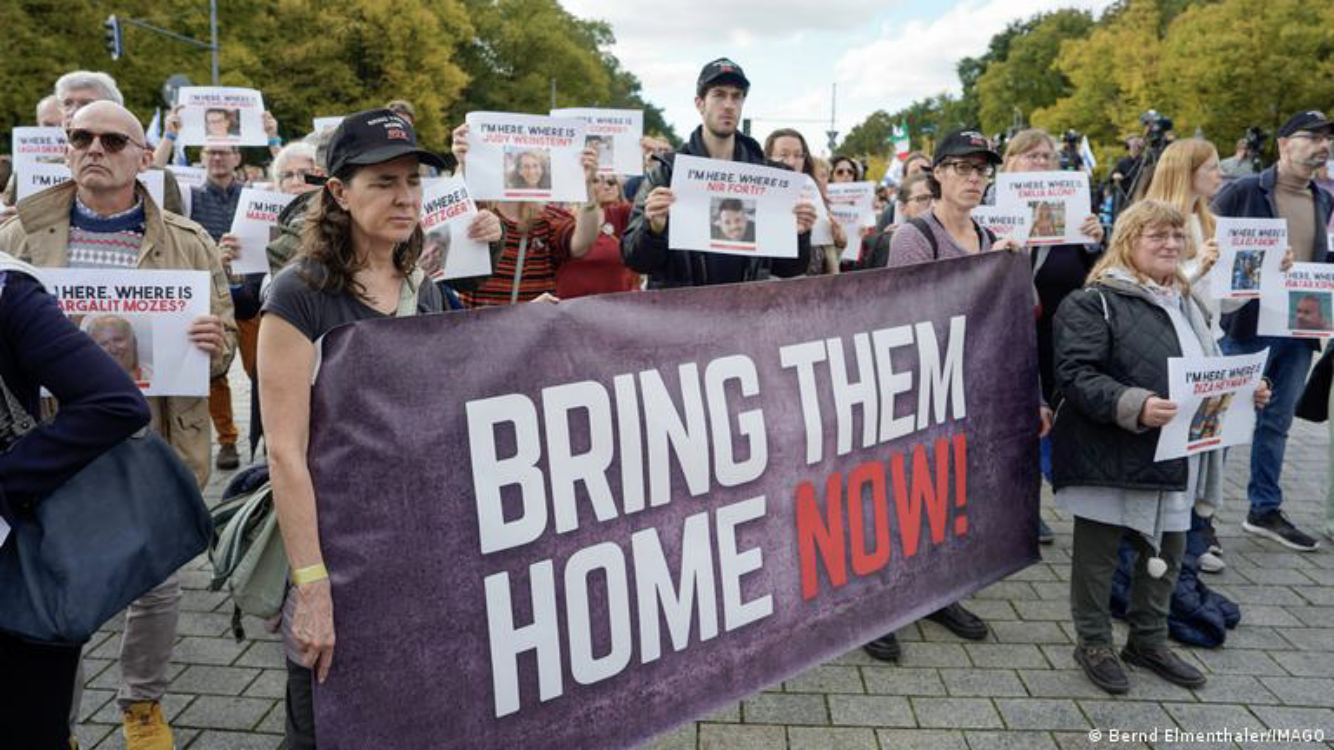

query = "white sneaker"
(1198, 551), (1225, 574)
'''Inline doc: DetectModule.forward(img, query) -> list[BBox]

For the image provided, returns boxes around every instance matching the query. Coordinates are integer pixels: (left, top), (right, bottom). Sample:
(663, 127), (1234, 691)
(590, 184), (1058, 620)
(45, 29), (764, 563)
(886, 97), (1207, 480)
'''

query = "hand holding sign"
(1140, 396), (1178, 428)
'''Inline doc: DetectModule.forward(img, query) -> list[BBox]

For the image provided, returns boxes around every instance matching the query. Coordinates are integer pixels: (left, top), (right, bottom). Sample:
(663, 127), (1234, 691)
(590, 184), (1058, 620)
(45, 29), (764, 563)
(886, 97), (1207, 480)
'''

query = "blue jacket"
(0, 269), (150, 522)
(1211, 166), (1334, 342)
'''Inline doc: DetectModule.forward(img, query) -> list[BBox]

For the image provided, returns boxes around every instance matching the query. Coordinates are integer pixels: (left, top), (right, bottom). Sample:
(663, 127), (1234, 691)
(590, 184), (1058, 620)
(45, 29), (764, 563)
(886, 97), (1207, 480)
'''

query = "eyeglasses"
(1140, 230), (1187, 245)
(942, 161), (994, 178)
(833, 166), (856, 175)
(1021, 151), (1057, 164)
(279, 168), (316, 183)
(773, 151), (806, 162)
(66, 129), (144, 153)
(904, 194), (932, 205)
(1290, 132), (1333, 143)
(595, 177), (619, 187)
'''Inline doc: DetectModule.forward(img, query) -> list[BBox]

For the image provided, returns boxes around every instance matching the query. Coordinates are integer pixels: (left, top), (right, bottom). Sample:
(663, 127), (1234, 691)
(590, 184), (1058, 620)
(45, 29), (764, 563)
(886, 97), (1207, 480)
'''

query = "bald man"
(0, 100), (236, 750)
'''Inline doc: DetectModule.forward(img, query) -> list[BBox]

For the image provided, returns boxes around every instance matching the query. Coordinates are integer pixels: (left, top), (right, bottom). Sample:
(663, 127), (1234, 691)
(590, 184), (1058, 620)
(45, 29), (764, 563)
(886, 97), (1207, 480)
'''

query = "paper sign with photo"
(12, 127), (67, 168)
(1258, 262), (1334, 339)
(16, 161), (71, 201)
(176, 87), (268, 147)
(420, 176), (491, 281)
(464, 112), (587, 203)
(1210, 217), (1286, 299)
(229, 188), (296, 275)
(971, 205), (1031, 245)
(827, 182), (876, 261)
(550, 108), (644, 176)
(45, 269), (211, 396)
(668, 154), (802, 259)
(1154, 350), (1268, 461)
(802, 176), (833, 247)
(994, 171), (1094, 245)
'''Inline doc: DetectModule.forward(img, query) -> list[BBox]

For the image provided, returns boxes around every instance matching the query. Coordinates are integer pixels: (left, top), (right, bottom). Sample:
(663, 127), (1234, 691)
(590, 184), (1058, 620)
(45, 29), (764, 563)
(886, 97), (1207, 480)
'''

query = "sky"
(561, 0), (1118, 156)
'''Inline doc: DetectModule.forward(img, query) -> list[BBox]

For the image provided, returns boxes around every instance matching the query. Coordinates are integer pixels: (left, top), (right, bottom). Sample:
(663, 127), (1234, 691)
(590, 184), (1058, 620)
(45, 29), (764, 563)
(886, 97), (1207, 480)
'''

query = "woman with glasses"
(765, 128), (843, 275)
(829, 155), (862, 183)
(1051, 200), (1270, 695)
(554, 173), (641, 298)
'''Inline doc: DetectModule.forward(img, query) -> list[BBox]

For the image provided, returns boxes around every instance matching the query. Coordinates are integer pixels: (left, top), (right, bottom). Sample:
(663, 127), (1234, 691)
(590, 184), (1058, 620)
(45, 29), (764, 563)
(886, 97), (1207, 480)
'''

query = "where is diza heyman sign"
(308, 253), (1041, 749)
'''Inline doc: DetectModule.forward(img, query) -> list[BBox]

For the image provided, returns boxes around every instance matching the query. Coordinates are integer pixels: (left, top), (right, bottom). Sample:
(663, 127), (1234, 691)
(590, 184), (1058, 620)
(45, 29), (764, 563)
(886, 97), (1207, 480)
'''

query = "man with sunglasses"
(1212, 110), (1334, 552)
(0, 101), (236, 750)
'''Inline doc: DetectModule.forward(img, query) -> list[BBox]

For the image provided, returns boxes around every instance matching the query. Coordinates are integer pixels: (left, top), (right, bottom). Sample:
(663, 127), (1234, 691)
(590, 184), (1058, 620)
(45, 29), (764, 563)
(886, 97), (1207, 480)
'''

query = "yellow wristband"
(291, 563), (329, 586)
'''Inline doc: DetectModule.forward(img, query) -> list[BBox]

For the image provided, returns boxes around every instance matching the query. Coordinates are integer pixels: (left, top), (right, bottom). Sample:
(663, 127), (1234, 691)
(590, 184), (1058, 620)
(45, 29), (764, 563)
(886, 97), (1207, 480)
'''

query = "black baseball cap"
(697, 58), (750, 97)
(325, 109), (446, 177)
(1278, 110), (1333, 138)
(932, 130), (1002, 166)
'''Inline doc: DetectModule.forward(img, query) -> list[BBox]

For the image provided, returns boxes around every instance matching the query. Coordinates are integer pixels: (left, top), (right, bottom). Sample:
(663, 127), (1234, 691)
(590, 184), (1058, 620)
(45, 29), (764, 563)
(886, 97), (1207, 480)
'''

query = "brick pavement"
(76, 364), (1334, 749)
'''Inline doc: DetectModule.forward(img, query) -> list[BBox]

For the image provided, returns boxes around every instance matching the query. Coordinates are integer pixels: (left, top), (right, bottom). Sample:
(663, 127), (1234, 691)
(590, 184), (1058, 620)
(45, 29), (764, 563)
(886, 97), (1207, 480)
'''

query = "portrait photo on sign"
(81, 314), (154, 388)
(205, 108), (241, 138)
(1291, 291), (1334, 332)
(419, 226), (453, 280)
(711, 197), (756, 245)
(504, 147), (552, 191)
(1231, 249), (1264, 292)
(1028, 200), (1065, 239)
(1188, 393), (1234, 444)
(586, 135), (614, 170)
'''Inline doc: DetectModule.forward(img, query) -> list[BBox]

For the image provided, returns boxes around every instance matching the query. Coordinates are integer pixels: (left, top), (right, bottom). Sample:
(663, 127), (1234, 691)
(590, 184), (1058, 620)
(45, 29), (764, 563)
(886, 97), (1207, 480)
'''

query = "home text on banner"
(1154, 350), (1268, 461)
(994, 171), (1094, 246)
(1258, 262), (1334, 339)
(307, 252), (1041, 749)
(464, 112), (588, 203)
(420, 175), (491, 281)
(550, 108), (645, 177)
(45, 269), (210, 396)
(1210, 217), (1286, 300)
(228, 189), (296, 275)
(668, 154), (802, 259)
(176, 87), (268, 147)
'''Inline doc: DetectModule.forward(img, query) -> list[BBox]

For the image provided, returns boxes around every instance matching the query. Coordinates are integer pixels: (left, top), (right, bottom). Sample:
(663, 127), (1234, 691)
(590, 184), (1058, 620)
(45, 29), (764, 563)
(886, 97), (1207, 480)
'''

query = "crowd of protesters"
(0, 58), (1331, 750)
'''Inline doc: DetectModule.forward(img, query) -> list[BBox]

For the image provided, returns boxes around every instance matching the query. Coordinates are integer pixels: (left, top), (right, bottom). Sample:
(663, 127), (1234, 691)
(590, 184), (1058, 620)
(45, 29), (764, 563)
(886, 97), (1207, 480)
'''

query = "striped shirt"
(67, 196), (146, 269)
(456, 205), (574, 308)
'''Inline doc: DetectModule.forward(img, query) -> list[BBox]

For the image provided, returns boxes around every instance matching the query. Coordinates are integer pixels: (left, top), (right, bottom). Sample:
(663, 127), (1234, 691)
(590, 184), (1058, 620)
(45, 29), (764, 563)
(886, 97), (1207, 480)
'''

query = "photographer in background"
(1220, 129), (1266, 179)
(1060, 130), (1084, 172)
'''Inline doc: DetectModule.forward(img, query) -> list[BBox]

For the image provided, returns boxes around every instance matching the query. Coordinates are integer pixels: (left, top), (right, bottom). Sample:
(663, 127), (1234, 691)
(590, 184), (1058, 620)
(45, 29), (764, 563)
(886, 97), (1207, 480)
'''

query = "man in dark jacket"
(621, 59), (814, 287)
(1212, 110), (1333, 552)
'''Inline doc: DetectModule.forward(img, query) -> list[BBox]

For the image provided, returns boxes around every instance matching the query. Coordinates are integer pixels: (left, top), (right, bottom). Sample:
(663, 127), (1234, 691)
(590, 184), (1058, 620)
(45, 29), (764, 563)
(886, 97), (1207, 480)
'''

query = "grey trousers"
(70, 572), (181, 722)
(1070, 517), (1185, 648)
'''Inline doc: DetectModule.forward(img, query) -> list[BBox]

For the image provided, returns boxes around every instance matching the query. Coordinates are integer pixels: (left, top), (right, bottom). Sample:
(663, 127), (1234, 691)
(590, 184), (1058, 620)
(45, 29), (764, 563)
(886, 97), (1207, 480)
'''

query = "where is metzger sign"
(308, 253), (1040, 749)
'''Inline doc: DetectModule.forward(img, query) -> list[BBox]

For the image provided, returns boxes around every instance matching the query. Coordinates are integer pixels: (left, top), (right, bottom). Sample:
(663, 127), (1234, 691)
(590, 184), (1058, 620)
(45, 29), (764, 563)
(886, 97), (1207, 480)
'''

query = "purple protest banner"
(309, 251), (1041, 749)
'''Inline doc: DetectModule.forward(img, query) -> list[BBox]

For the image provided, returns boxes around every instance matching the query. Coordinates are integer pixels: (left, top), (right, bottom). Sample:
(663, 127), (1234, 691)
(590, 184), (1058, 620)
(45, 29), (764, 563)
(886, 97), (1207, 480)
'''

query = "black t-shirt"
(262, 258), (444, 342)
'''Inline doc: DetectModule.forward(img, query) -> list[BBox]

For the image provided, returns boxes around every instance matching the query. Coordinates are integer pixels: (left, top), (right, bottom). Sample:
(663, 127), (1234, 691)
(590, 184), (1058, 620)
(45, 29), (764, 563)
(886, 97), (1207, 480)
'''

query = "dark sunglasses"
(67, 129), (144, 153)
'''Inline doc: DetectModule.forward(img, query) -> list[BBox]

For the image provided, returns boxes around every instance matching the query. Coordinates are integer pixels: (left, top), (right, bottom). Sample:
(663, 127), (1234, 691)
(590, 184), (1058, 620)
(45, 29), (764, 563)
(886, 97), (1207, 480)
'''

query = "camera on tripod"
(1139, 110), (1173, 146)
(1060, 129), (1083, 171)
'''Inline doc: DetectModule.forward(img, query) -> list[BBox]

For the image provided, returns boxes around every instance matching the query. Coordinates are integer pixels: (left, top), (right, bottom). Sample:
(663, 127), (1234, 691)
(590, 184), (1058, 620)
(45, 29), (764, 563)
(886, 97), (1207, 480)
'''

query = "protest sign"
(1258, 262), (1334, 338)
(15, 161), (71, 201)
(550, 108), (644, 176)
(176, 87), (267, 147)
(668, 154), (802, 258)
(1154, 350), (1268, 461)
(464, 112), (588, 202)
(309, 252), (1041, 750)
(420, 175), (491, 281)
(802, 176), (833, 246)
(167, 166), (208, 218)
(228, 188), (296, 275)
(137, 170), (166, 210)
(971, 205), (1031, 245)
(994, 171), (1094, 245)
(1211, 218), (1285, 299)
(313, 116), (345, 134)
(827, 182), (877, 261)
(45, 269), (210, 396)
(12, 126), (67, 168)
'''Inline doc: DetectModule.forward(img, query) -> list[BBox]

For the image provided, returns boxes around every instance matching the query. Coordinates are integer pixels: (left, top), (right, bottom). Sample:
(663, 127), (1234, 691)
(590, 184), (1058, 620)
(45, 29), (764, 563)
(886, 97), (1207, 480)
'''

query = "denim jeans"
(1219, 335), (1314, 515)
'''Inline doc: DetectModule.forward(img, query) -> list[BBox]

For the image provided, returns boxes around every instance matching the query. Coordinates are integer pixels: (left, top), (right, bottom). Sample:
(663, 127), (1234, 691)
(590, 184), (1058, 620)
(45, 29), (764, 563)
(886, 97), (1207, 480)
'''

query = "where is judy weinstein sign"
(308, 253), (1042, 749)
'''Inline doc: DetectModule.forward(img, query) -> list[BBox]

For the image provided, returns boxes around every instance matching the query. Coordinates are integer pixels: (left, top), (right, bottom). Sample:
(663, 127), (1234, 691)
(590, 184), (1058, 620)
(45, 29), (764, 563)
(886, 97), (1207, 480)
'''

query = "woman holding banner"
(1051, 199), (1271, 696)
(258, 109), (500, 749)
(765, 128), (843, 275)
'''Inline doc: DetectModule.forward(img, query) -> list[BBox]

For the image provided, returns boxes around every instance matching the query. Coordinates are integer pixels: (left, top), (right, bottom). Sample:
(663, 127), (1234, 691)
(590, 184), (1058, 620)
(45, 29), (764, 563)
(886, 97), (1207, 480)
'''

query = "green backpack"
(208, 477), (288, 641)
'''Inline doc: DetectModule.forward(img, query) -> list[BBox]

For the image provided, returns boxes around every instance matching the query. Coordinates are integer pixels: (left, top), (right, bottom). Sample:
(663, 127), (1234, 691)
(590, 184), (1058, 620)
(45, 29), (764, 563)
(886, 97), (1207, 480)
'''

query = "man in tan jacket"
(0, 101), (235, 750)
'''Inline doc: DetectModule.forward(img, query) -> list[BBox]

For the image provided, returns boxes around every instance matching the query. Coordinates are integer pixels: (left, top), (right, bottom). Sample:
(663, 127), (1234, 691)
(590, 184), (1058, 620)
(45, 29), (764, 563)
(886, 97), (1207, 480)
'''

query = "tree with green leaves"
(975, 9), (1094, 136)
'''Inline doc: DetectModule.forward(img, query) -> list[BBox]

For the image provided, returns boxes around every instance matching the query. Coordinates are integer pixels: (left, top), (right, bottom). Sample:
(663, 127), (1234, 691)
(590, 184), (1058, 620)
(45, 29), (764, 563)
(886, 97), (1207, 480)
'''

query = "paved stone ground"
(76, 363), (1334, 749)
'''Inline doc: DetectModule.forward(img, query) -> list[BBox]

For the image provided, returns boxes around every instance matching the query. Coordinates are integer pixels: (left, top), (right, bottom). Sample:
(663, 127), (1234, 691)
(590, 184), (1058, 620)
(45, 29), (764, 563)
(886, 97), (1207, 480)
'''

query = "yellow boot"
(122, 701), (175, 750)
